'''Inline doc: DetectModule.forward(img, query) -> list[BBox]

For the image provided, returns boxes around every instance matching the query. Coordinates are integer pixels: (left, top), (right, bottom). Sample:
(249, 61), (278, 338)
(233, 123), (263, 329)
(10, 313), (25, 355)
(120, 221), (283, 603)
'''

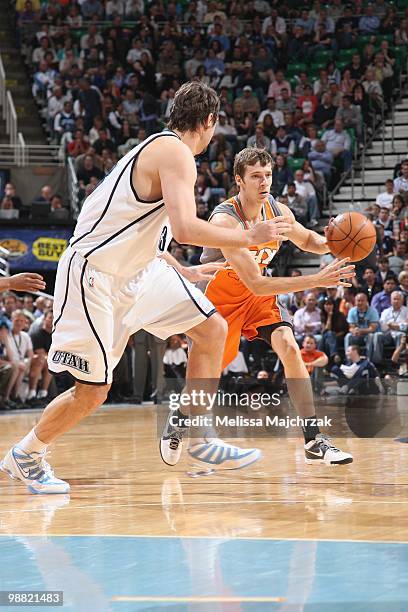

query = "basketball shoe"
(304, 435), (353, 465)
(187, 437), (262, 471)
(0, 447), (70, 494)
(159, 412), (188, 466)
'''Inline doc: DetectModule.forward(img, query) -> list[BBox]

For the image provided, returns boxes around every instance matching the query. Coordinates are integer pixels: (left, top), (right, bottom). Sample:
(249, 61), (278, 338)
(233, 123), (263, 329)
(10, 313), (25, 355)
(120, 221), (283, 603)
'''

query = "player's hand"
(315, 257), (355, 288)
(179, 262), (226, 283)
(247, 216), (292, 245)
(7, 273), (46, 292)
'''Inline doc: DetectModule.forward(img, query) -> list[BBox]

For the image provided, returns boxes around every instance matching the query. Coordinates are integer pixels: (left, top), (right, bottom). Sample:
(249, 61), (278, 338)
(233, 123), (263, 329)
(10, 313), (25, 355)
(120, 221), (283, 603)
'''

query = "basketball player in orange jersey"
(202, 148), (355, 465)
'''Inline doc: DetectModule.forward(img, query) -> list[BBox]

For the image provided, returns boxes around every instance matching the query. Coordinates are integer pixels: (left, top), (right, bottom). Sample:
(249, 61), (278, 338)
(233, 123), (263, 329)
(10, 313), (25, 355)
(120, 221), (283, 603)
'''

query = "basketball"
(326, 212), (377, 262)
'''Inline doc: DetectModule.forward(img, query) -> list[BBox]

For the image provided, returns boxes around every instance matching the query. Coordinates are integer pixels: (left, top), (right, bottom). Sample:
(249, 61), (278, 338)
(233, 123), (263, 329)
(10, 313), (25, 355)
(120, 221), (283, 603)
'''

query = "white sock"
(27, 389), (36, 400)
(37, 390), (48, 399)
(17, 429), (48, 454)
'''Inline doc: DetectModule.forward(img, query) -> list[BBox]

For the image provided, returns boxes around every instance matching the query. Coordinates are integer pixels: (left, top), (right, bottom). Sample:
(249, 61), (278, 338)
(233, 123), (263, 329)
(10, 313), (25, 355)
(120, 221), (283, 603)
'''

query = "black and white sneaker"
(304, 434), (353, 465)
(159, 412), (188, 466)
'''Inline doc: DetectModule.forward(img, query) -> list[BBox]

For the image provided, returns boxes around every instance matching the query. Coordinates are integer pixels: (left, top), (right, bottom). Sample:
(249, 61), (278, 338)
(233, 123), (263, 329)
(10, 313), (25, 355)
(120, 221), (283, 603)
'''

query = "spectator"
(92, 129), (117, 156)
(293, 292), (323, 343)
(314, 93), (337, 129)
(2, 292), (18, 320)
(163, 335), (187, 389)
(3, 184), (22, 211)
(308, 140), (333, 183)
(359, 5), (380, 34)
(54, 100), (76, 142)
(50, 195), (70, 221)
(77, 154), (104, 185)
(345, 292), (380, 362)
(234, 86), (260, 116)
(300, 335), (328, 380)
(170, 245), (191, 267)
(389, 242), (407, 277)
(360, 266), (382, 303)
(321, 118), (352, 171)
(276, 88), (297, 114)
(298, 124), (319, 158)
(376, 179), (396, 210)
(331, 345), (383, 395)
(375, 206), (394, 238)
(268, 70), (292, 100)
(67, 130), (90, 159)
(335, 95), (362, 139)
(371, 277), (398, 316)
(32, 296), (47, 320)
(398, 270), (408, 303)
(319, 296), (349, 362)
(5, 310), (33, 402)
(282, 169), (320, 228)
(257, 97), (284, 128)
(270, 127), (296, 157)
(28, 310), (53, 403)
(374, 290), (408, 362)
(272, 154), (293, 196)
(281, 182), (308, 225)
(247, 124), (270, 150)
(78, 78), (102, 131)
(375, 255), (398, 285)
(394, 160), (408, 194)
(297, 85), (318, 122)
(81, 0), (104, 20)
(32, 185), (52, 205)
(214, 111), (238, 139)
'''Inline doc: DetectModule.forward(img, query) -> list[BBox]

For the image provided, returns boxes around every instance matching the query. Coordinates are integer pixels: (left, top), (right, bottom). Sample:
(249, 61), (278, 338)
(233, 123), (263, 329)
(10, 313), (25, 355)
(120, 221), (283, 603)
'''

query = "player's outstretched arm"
(277, 202), (330, 255)
(158, 140), (291, 248)
(0, 273), (46, 292)
(159, 251), (225, 282)
(212, 214), (355, 295)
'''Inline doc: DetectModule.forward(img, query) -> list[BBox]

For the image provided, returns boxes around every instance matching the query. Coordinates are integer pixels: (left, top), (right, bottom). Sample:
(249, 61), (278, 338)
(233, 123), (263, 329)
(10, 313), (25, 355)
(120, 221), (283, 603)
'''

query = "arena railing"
(0, 57), (18, 146)
(0, 142), (63, 166)
(67, 156), (80, 219)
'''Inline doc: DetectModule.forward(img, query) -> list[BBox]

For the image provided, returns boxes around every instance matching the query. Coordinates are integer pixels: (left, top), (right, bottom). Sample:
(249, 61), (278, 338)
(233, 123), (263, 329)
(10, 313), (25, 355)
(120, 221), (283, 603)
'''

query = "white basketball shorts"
(48, 247), (216, 384)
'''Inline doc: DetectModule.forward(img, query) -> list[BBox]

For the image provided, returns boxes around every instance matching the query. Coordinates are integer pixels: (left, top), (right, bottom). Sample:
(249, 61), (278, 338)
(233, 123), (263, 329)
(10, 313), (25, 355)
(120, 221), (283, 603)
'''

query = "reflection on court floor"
(1, 534), (408, 611)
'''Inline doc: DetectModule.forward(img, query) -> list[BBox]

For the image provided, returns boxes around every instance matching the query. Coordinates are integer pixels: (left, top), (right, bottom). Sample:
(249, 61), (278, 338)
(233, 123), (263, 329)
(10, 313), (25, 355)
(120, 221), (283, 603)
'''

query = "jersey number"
(253, 248), (276, 265)
(158, 226), (168, 252)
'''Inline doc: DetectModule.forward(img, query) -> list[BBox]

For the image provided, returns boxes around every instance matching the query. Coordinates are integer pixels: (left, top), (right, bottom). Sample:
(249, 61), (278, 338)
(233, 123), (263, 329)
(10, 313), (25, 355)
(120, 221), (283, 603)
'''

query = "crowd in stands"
(0, 182), (71, 221)
(13, 0), (407, 224)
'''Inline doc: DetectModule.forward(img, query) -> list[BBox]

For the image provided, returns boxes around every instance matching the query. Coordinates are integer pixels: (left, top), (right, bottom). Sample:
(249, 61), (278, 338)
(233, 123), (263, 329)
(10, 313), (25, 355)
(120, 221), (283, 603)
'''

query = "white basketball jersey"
(70, 131), (177, 277)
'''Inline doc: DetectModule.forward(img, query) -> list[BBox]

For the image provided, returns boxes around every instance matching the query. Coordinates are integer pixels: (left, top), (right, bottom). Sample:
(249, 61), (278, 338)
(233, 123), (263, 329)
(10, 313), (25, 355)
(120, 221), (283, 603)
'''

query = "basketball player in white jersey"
(1, 81), (292, 494)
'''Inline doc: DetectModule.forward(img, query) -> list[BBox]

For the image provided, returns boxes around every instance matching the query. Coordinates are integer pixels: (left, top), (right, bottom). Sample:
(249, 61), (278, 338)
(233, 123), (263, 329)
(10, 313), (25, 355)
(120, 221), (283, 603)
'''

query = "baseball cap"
(243, 85), (252, 92)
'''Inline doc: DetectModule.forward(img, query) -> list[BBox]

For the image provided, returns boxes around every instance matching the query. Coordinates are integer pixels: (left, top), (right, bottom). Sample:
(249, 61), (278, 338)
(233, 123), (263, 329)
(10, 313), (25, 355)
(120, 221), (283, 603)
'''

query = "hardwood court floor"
(0, 404), (407, 610)
(0, 404), (407, 543)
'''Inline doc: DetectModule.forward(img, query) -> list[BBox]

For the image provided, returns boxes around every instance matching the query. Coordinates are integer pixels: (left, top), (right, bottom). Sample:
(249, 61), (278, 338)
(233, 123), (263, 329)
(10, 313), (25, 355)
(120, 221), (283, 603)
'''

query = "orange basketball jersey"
(202, 195), (292, 368)
(202, 195), (282, 303)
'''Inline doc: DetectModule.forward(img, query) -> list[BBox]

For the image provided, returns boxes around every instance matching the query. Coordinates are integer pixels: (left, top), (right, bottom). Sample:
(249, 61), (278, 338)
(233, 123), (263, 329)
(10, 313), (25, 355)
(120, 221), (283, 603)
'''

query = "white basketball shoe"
(304, 435), (353, 465)
(188, 437), (262, 472)
(0, 447), (70, 494)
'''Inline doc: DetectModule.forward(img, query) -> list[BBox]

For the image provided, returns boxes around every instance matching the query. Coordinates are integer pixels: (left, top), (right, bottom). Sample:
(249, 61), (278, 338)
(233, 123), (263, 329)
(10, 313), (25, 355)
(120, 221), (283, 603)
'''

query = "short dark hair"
(350, 344), (361, 355)
(167, 81), (220, 133)
(233, 147), (273, 179)
(304, 334), (316, 343)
